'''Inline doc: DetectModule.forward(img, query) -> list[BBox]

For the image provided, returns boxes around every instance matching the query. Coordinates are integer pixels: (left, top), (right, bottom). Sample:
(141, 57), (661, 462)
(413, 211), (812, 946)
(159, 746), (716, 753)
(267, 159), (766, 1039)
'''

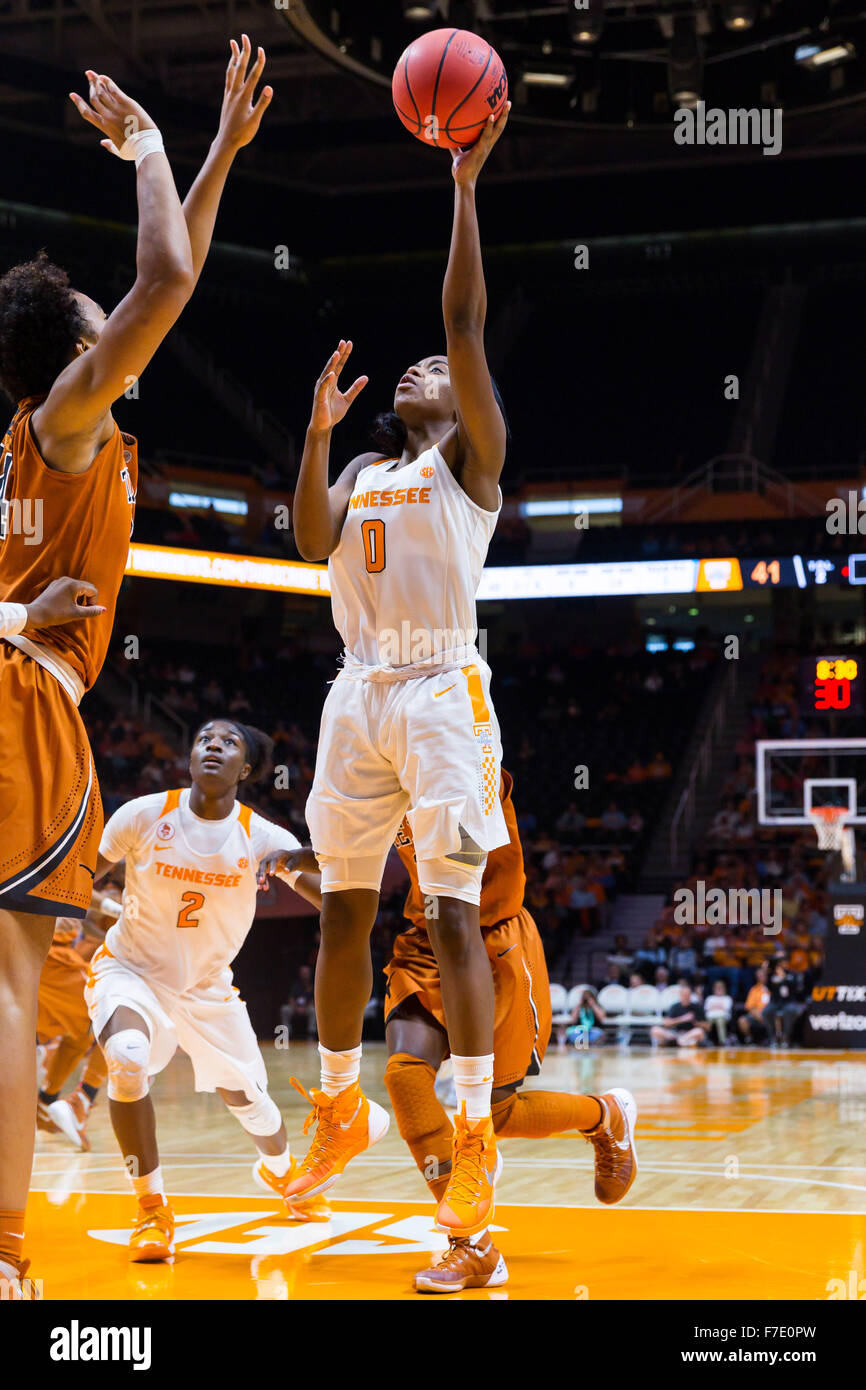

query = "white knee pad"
(318, 852), (388, 893)
(103, 1029), (151, 1103)
(226, 1092), (283, 1137)
(416, 853), (485, 907)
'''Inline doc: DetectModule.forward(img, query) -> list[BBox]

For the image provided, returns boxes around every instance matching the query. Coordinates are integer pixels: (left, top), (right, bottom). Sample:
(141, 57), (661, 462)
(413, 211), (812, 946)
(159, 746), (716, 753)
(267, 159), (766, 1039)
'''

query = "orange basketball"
(392, 27), (508, 152)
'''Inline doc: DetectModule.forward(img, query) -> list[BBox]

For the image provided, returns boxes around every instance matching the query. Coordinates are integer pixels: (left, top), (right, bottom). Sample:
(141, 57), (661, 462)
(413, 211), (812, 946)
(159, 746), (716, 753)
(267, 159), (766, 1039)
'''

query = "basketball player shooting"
(0, 38), (271, 1298)
(288, 105), (514, 1240)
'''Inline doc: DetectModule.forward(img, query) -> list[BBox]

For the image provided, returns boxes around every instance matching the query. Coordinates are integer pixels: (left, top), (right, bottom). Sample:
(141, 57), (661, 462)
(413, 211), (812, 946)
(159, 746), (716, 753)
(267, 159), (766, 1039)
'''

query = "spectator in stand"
(703, 979), (733, 1044)
(569, 875), (599, 935)
(627, 808), (645, 835)
(566, 988), (607, 1048)
(555, 803), (586, 837)
(709, 798), (741, 841)
(650, 981), (705, 1048)
(765, 960), (804, 1048)
(597, 960), (626, 992)
(738, 964), (772, 1044)
(283, 965), (317, 1041)
(648, 751), (672, 779)
(670, 934), (698, 978)
(601, 802), (627, 833)
(654, 965), (671, 994)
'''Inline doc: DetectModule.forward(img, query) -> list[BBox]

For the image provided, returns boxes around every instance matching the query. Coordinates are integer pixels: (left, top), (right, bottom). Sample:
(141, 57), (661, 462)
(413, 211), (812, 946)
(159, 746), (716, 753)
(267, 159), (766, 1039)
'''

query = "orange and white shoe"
(435, 1105), (502, 1239)
(0, 1257), (42, 1300)
(253, 1156), (333, 1221)
(36, 1098), (59, 1135)
(414, 1233), (508, 1294)
(584, 1088), (638, 1205)
(283, 1079), (389, 1200)
(47, 1089), (92, 1152)
(129, 1196), (175, 1263)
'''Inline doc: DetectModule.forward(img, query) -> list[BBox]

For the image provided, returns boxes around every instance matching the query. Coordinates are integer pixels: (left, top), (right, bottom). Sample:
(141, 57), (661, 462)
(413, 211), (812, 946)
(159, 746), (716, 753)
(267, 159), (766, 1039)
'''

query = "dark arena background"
(4, 0), (866, 1347)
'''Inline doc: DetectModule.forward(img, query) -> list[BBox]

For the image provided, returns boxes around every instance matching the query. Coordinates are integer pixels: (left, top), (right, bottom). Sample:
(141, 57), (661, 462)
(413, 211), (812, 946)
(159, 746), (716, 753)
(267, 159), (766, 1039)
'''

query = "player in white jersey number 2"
(287, 104), (512, 1239)
(86, 718), (327, 1262)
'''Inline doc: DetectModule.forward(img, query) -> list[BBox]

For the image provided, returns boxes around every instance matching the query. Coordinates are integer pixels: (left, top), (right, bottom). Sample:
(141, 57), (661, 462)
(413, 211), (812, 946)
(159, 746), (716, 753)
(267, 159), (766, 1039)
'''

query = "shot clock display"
(800, 656), (864, 716)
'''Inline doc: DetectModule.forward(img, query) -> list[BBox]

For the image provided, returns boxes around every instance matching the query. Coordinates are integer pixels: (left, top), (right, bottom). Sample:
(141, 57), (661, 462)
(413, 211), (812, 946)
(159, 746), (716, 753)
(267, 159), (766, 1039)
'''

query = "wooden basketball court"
(29, 1042), (866, 1301)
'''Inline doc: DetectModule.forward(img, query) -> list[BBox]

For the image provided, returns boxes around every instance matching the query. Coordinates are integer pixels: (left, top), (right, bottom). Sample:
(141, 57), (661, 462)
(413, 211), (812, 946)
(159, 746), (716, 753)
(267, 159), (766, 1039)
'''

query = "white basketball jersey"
(98, 788), (301, 994)
(328, 444), (500, 666)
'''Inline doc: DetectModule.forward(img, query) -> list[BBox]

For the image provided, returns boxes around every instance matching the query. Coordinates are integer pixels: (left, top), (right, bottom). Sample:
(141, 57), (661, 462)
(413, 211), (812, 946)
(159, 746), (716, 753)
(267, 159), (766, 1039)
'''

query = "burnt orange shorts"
(0, 643), (102, 918)
(37, 942), (91, 1042)
(384, 906), (552, 1088)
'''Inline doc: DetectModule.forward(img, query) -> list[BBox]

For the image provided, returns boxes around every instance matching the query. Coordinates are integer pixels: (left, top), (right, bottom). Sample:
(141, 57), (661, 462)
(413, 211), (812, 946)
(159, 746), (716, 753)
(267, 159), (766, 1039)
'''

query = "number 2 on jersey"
(177, 891), (205, 929)
(361, 518), (386, 573)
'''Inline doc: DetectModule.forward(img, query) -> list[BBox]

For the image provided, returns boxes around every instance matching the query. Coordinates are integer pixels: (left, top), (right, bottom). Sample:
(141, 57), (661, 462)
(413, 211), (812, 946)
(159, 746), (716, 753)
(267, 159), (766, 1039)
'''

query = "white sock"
(451, 1053), (494, 1121)
(261, 1146), (293, 1178)
(318, 1043), (362, 1098)
(131, 1166), (165, 1203)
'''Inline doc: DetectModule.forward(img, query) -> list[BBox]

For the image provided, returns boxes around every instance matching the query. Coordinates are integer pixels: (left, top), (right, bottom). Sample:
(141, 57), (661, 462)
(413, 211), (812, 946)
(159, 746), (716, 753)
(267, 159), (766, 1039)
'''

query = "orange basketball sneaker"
(435, 1104), (502, 1239)
(36, 1098), (59, 1135)
(253, 1156), (333, 1221)
(283, 1079), (390, 1200)
(583, 1088), (638, 1205)
(414, 1233), (508, 1294)
(0, 1258), (42, 1300)
(129, 1196), (175, 1263)
(47, 1088), (93, 1152)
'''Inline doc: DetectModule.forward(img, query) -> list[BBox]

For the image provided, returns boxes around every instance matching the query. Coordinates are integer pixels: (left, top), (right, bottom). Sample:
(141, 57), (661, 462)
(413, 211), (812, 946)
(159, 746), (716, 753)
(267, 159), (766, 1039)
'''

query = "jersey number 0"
(361, 518), (386, 573)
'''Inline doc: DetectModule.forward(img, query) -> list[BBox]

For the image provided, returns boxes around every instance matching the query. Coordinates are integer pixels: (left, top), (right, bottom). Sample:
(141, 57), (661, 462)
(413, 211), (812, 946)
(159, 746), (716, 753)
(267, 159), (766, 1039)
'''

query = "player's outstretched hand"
(310, 341), (368, 433)
(452, 101), (510, 187)
(69, 72), (158, 153)
(217, 34), (273, 150)
(25, 577), (106, 629)
(257, 847), (319, 890)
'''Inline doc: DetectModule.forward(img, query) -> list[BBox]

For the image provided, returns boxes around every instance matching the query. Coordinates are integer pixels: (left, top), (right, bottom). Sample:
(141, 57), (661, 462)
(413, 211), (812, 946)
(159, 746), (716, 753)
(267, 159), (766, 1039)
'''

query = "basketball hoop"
(808, 806), (856, 876)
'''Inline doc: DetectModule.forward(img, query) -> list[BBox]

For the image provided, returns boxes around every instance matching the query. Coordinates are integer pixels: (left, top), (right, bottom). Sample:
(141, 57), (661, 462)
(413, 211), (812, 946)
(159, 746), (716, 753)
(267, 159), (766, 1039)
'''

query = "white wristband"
(103, 127), (165, 169)
(0, 602), (28, 638)
(98, 896), (123, 919)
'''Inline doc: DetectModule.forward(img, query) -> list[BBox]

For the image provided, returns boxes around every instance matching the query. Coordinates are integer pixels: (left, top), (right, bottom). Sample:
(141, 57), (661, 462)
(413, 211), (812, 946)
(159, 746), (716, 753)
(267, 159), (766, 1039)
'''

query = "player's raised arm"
(182, 35), (273, 284)
(441, 104), (510, 510)
(32, 73), (195, 470)
(292, 341), (371, 561)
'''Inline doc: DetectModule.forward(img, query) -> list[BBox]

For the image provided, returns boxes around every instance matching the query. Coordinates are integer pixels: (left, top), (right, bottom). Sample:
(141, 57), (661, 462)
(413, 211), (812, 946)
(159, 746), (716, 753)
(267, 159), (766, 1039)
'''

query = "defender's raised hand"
(217, 35), (273, 151)
(69, 72), (158, 154)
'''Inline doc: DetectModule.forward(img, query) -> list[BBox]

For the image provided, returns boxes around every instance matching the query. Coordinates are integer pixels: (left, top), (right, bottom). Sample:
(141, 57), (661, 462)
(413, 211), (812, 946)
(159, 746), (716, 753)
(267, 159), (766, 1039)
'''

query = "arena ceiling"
(1, 1), (866, 242)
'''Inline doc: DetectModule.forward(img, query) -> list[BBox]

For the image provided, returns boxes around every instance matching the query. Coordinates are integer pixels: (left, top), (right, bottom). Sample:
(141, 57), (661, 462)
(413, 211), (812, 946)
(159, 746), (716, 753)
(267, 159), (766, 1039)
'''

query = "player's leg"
(385, 998), (508, 1294)
(284, 875), (390, 1200)
(0, 906), (54, 1295)
(285, 680), (399, 1199)
(39, 1032), (96, 1151)
(488, 910), (637, 1206)
(216, 1084), (330, 1223)
(94, 995), (174, 1263)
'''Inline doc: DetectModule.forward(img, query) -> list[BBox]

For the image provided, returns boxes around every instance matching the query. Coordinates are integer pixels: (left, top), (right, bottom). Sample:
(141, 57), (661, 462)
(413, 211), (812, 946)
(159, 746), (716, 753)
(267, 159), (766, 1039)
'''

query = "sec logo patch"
(420, 465), (434, 478)
(237, 857), (249, 870)
(156, 822), (175, 842)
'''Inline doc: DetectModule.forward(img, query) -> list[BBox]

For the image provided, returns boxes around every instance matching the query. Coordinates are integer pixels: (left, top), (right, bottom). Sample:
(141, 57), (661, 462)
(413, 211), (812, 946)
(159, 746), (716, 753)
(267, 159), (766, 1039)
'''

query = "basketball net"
(808, 806), (857, 877)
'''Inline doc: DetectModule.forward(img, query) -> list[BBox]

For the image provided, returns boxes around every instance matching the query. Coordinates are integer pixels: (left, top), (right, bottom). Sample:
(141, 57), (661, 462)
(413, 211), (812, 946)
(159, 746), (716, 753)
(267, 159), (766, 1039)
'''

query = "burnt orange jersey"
(395, 767), (526, 931)
(0, 397), (137, 691)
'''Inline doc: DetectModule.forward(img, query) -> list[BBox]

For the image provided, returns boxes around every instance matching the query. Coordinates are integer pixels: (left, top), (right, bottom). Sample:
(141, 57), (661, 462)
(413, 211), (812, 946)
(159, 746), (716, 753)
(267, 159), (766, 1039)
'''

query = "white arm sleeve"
(250, 815), (304, 888)
(0, 603), (28, 638)
(99, 797), (152, 865)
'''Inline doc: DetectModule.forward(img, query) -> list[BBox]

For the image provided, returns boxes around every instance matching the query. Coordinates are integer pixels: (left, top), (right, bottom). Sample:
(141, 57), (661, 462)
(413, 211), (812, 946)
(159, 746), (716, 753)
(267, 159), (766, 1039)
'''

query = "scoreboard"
(800, 656), (864, 716)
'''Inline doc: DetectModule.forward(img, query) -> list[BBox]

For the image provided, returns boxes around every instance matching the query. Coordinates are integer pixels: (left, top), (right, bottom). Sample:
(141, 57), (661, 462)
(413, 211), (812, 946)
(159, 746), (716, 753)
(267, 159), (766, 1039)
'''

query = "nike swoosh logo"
(434, 684), (457, 698)
(153, 845), (168, 851)
(340, 1101), (362, 1130)
(497, 945), (516, 957)
(81, 866), (95, 879)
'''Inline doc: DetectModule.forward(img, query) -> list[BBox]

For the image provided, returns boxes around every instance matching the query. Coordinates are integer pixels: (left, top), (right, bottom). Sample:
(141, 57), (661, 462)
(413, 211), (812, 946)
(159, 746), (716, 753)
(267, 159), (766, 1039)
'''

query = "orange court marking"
(26, 1191), (865, 1302)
